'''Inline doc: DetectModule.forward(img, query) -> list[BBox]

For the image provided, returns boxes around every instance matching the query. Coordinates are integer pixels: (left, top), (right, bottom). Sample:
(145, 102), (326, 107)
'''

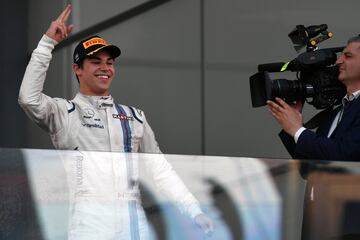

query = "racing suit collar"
(76, 93), (114, 109)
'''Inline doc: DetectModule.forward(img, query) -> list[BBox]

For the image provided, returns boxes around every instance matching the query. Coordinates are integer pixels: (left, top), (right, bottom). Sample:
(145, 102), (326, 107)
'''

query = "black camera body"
(249, 24), (346, 109)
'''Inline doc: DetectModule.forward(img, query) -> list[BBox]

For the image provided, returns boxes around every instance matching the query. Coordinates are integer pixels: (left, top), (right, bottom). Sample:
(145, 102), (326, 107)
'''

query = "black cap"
(73, 35), (121, 64)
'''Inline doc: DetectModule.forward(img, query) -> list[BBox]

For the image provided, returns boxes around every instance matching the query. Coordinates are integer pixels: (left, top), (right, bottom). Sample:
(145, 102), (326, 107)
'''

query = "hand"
(267, 97), (303, 137)
(45, 4), (73, 43)
(194, 213), (214, 236)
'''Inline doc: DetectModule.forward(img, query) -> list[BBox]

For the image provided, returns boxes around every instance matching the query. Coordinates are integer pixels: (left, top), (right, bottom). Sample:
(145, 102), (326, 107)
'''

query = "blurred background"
(2, 0), (359, 158)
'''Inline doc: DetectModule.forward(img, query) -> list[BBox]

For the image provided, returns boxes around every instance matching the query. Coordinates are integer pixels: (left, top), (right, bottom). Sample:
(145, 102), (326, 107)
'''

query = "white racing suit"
(19, 35), (203, 239)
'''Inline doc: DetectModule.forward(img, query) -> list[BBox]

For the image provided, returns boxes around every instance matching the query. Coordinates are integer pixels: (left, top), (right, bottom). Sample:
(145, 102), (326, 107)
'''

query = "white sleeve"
(138, 111), (162, 154)
(145, 154), (203, 219)
(138, 111), (203, 217)
(294, 127), (306, 143)
(18, 35), (69, 135)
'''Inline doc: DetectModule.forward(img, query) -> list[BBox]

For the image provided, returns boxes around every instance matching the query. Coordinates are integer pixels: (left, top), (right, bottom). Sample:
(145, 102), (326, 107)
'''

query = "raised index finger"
(56, 4), (71, 22)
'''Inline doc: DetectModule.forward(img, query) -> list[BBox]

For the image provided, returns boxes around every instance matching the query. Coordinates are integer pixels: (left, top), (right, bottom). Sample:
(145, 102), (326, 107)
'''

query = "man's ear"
(73, 63), (81, 75)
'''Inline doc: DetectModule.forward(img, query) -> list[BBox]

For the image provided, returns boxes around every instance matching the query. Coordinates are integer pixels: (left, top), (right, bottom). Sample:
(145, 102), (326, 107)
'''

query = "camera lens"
(271, 79), (307, 102)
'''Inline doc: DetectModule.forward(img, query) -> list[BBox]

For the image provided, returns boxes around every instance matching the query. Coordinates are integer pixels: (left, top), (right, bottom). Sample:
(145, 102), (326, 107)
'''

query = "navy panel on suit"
(279, 97), (360, 161)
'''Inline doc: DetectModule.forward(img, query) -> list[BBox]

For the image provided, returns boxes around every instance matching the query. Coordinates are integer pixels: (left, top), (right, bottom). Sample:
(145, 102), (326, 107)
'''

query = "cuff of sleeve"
(37, 34), (58, 52)
(188, 204), (204, 219)
(294, 127), (306, 143)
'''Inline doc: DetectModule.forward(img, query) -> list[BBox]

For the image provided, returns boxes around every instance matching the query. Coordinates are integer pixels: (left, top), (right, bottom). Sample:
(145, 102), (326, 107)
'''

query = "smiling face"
(73, 50), (115, 96)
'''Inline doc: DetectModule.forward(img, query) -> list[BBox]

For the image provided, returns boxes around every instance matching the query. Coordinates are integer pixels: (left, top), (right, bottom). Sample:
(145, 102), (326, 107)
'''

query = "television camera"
(249, 24), (346, 109)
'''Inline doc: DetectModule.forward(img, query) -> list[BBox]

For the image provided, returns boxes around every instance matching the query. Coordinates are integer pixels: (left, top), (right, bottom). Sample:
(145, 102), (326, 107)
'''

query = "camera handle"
(308, 31), (333, 50)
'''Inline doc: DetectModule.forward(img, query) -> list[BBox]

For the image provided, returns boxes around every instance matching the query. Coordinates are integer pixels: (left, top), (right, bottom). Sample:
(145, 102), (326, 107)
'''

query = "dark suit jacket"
(279, 96), (360, 161)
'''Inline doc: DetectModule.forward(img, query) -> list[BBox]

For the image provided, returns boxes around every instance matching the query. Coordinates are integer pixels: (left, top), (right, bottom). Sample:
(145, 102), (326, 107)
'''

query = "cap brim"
(86, 45), (121, 59)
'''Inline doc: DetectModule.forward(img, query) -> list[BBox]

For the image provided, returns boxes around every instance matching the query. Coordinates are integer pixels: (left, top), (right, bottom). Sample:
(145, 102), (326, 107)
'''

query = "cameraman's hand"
(45, 4), (73, 43)
(291, 99), (304, 113)
(267, 98), (303, 137)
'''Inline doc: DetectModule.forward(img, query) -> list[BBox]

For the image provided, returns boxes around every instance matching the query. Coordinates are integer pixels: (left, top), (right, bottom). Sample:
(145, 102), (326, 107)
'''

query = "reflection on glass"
(18, 149), (281, 240)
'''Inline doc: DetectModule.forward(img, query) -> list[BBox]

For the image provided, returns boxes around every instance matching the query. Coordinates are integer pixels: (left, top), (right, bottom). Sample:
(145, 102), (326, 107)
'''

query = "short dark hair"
(347, 35), (360, 44)
(74, 59), (84, 84)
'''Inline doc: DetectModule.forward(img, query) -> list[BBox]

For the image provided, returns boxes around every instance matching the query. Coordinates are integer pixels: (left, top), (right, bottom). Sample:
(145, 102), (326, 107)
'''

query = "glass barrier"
(1, 148), (360, 240)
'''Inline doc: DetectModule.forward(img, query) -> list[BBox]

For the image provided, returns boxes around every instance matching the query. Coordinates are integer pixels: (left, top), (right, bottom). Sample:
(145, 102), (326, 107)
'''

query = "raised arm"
(18, 5), (74, 134)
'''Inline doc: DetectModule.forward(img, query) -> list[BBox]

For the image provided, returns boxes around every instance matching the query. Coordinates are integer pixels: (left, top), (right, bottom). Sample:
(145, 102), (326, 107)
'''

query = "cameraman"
(267, 36), (360, 161)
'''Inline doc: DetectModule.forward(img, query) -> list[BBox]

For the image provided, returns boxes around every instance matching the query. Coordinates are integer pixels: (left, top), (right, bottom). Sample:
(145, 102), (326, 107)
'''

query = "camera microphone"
(258, 62), (285, 72)
(258, 60), (299, 72)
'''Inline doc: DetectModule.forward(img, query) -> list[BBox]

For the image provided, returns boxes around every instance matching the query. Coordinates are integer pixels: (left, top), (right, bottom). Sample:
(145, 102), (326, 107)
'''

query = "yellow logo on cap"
(83, 37), (109, 49)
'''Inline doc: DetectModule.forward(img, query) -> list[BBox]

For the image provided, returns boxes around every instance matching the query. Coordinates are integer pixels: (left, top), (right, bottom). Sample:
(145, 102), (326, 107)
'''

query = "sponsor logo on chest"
(83, 108), (95, 119)
(113, 113), (134, 121)
(81, 123), (104, 129)
(81, 108), (104, 129)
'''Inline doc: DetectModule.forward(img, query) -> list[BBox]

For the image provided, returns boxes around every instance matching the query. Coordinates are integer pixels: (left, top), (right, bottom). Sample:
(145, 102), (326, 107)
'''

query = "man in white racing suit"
(18, 4), (213, 239)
